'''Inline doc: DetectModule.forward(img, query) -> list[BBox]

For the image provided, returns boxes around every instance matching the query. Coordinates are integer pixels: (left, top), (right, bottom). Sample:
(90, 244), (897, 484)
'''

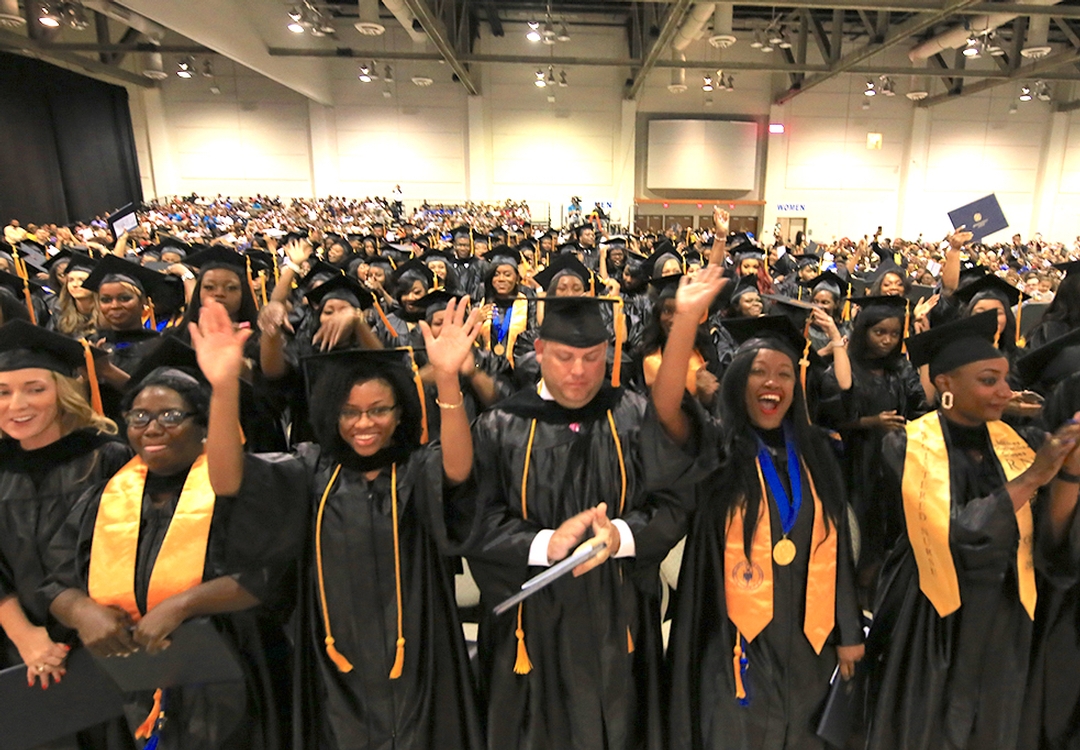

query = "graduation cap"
(299, 260), (344, 291)
(186, 246), (246, 273)
(722, 315), (820, 380)
(41, 248), (73, 272)
(533, 255), (592, 293)
(648, 273), (683, 300)
(0, 269), (44, 299)
(643, 247), (684, 279)
(305, 274), (375, 311)
(138, 246), (162, 262)
(728, 275), (761, 303)
(451, 225), (471, 238)
(64, 251), (97, 276)
(80, 254), (167, 298)
(487, 247), (521, 269)
(125, 335), (202, 391)
(870, 257), (906, 284)
(1052, 260), (1080, 278)
(155, 232), (192, 252)
(802, 270), (850, 299)
(0, 318), (108, 415)
(851, 295), (909, 315)
(1015, 326), (1080, 393)
(391, 258), (436, 290)
(790, 253), (821, 269)
(763, 294), (821, 330)
(953, 274), (1027, 308)
(905, 310), (1001, 378)
(244, 250), (276, 274)
(0, 647), (125, 750)
(415, 289), (462, 322)
(727, 232), (761, 257)
(537, 296), (615, 348)
(947, 193), (1008, 243)
(556, 241), (581, 256)
(958, 258), (988, 284)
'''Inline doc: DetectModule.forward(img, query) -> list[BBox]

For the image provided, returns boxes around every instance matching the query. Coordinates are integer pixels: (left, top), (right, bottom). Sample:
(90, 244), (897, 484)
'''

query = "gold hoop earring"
(940, 391), (954, 410)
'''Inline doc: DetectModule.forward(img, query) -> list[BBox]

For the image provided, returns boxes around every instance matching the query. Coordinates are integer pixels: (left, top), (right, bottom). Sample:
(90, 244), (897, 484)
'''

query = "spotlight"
(358, 64), (372, 83)
(556, 22), (570, 42)
(558, 70), (568, 87)
(287, 20), (305, 33)
(760, 40), (774, 53)
(38, 3), (60, 27)
(702, 75), (714, 92)
(750, 31), (763, 49)
(962, 35), (982, 58)
(176, 57), (194, 79)
(526, 20), (541, 42)
(768, 31), (784, 46)
(542, 19), (556, 45)
(864, 79), (876, 96)
(535, 69), (546, 87)
(411, 76), (433, 87)
(1019, 85), (1032, 102)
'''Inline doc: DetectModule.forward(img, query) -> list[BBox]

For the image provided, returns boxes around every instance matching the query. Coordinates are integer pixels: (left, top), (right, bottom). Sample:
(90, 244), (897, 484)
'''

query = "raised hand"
(284, 238), (313, 267)
(675, 264), (724, 319)
(189, 298), (252, 389)
(946, 227), (973, 251)
(418, 296), (483, 378)
(713, 206), (730, 237)
(258, 300), (294, 339)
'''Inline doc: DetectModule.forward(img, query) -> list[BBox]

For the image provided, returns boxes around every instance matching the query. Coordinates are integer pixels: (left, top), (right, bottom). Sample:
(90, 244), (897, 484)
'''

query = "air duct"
(141, 43), (169, 80)
(354, 0), (385, 36)
(672, 2), (715, 52)
(81, 0), (166, 41)
(908, 0), (1063, 62)
(709, 4), (735, 48)
(668, 51), (687, 93)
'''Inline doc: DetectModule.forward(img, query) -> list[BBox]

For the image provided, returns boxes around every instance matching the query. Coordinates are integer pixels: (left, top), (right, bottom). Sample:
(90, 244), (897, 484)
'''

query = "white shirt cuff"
(528, 529), (556, 567)
(611, 519), (635, 558)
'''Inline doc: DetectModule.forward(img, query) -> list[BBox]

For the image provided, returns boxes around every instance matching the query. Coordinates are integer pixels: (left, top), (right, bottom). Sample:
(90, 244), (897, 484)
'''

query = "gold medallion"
(494, 344), (506, 356)
(773, 538), (796, 566)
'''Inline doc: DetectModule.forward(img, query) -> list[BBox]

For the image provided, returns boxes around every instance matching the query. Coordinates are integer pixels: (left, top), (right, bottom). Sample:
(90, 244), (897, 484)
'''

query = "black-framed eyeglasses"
(123, 409), (197, 429)
(338, 405), (398, 424)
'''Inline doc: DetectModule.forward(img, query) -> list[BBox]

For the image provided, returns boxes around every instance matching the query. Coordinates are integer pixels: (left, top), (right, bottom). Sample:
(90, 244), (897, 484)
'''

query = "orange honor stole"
(87, 454), (216, 620)
(902, 412), (1037, 619)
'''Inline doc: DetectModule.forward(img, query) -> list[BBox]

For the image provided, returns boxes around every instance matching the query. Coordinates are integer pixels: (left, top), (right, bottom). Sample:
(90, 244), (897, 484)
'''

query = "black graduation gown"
(41, 454), (307, 750)
(1026, 319), (1071, 351)
(92, 328), (162, 422)
(447, 257), (488, 301)
(0, 430), (132, 667)
(467, 386), (701, 750)
(817, 360), (928, 601)
(865, 417), (1061, 750)
(666, 434), (863, 750)
(285, 442), (485, 750)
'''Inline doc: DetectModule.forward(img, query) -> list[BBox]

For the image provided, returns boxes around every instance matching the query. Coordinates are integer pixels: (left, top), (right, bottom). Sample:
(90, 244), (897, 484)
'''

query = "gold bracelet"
(435, 395), (465, 409)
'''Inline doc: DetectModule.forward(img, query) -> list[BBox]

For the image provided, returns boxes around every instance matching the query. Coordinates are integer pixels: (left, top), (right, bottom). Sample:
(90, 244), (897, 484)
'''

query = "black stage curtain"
(0, 51), (142, 226)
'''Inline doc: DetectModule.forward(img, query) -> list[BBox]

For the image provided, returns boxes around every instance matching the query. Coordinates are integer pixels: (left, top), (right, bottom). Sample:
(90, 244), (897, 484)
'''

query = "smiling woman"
(0, 321), (131, 745)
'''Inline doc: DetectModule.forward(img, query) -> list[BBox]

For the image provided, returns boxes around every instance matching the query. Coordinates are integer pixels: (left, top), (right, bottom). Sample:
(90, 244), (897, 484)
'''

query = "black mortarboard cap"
(415, 289), (461, 321)
(802, 270), (850, 298)
(1052, 260), (1080, 277)
(125, 336), (202, 390)
(65, 251), (97, 275)
(0, 319), (106, 375)
(533, 255), (591, 291)
(790, 253), (820, 269)
(537, 296), (614, 348)
(156, 233), (192, 254)
(305, 274), (374, 310)
(947, 193), (1009, 243)
(92, 620), (243, 692)
(391, 258), (436, 289)
(42, 248), (73, 271)
(0, 270), (45, 300)
(905, 310), (1001, 377)
(556, 242), (580, 256)
(80, 254), (166, 297)
(953, 274), (1027, 308)
(852, 295), (909, 316)
(488, 246), (521, 268)
(0, 647), (125, 750)
(643, 247), (684, 279)
(729, 275), (761, 302)
(1015, 326), (1080, 392)
(299, 260), (344, 290)
(870, 257), (906, 284)
(722, 314), (815, 363)
(186, 246), (246, 273)
(648, 273), (684, 300)
(763, 294), (820, 328)
(244, 250), (276, 274)
(958, 259), (988, 283)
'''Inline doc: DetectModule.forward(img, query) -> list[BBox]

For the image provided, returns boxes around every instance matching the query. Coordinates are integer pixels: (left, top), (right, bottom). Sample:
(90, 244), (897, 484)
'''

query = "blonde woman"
(0, 321), (131, 693)
(49, 253), (99, 339)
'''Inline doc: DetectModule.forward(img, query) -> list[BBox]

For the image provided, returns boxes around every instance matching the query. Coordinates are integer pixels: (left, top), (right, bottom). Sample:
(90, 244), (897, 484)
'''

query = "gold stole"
(642, 348), (705, 395)
(902, 413), (1037, 619)
(724, 458), (837, 653)
(87, 454), (216, 621)
(481, 296), (530, 366)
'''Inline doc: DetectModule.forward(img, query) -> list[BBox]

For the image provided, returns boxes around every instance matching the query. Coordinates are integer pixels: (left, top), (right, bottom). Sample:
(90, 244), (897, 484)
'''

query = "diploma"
(493, 541), (608, 616)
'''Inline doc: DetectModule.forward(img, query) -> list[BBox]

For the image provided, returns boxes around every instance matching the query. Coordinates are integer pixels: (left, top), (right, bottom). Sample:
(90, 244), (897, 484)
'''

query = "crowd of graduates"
(1, 195), (1080, 750)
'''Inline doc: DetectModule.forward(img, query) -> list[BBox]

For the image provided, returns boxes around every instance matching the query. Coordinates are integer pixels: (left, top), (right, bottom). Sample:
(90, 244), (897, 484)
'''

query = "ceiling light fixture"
(526, 20), (541, 42)
(702, 74), (713, 92)
(864, 79), (876, 96)
(1019, 84), (1032, 102)
(176, 57), (194, 79)
(556, 22), (570, 42)
(38, 3), (60, 27)
(61, 2), (90, 31)
(358, 64), (373, 83)
(535, 69), (546, 87)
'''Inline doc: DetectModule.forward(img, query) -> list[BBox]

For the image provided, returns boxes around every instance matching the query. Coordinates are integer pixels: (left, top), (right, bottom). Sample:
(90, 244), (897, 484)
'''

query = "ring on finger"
(36, 665), (44, 672)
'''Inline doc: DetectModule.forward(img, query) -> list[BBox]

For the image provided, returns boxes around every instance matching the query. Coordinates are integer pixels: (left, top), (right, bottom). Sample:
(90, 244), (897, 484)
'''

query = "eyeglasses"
(338, 405), (398, 424)
(124, 409), (197, 429)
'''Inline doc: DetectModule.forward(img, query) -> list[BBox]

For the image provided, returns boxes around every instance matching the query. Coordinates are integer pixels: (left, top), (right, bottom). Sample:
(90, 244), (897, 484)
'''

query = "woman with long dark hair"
(656, 268), (864, 749)
(865, 312), (1080, 750)
(818, 297), (928, 600)
(194, 296), (486, 750)
(374, 259), (434, 346)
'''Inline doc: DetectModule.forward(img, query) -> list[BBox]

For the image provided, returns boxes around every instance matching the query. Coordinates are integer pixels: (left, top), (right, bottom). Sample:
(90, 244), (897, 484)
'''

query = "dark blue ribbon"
(756, 422), (802, 536)
(491, 305), (513, 346)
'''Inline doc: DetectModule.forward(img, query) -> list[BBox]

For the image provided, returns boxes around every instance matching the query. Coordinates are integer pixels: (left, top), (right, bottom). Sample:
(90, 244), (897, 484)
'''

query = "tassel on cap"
(627, 626), (634, 654)
(21, 278), (36, 325)
(79, 339), (104, 415)
(373, 300), (398, 341)
(134, 688), (163, 740)
(404, 347), (429, 445)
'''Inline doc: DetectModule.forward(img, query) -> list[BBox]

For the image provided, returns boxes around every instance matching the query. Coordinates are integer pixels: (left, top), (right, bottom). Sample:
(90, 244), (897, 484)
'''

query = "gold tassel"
(147, 299), (157, 330)
(315, 465), (354, 673)
(134, 688), (163, 740)
(259, 270), (269, 307)
(79, 339), (104, 415)
(245, 256), (260, 309)
(405, 347), (429, 445)
(514, 603), (533, 674)
(388, 463), (406, 678)
(373, 300), (398, 341)
(733, 633), (746, 700)
(902, 300), (911, 355)
(21, 278), (36, 325)
(626, 626), (635, 654)
(1015, 299), (1025, 348)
